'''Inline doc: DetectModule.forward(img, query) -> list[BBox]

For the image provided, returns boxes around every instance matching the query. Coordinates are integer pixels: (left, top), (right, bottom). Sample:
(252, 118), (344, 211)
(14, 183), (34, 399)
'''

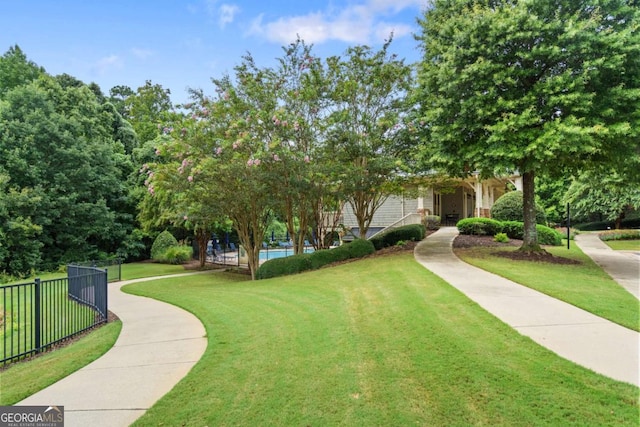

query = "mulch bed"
(453, 234), (580, 265)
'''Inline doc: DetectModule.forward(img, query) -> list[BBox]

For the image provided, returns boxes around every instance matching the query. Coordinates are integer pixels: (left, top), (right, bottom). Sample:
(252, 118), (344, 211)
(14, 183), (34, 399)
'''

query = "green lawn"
(454, 244), (639, 332)
(604, 239), (640, 251)
(122, 254), (638, 426)
(0, 320), (121, 405)
(120, 262), (190, 280)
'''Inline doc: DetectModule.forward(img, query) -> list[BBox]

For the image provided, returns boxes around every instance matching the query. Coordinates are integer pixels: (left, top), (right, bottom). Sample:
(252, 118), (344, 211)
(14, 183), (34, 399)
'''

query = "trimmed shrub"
(424, 215), (441, 230)
(501, 221), (524, 240)
(308, 249), (335, 270)
(151, 230), (178, 261)
(256, 239), (375, 280)
(501, 221), (563, 246)
(346, 238), (376, 258)
(599, 229), (640, 241)
(370, 224), (426, 250)
(162, 245), (193, 264)
(537, 225), (563, 246)
(256, 254), (312, 280)
(491, 191), (547, 225)
(456, 218), (503, 236)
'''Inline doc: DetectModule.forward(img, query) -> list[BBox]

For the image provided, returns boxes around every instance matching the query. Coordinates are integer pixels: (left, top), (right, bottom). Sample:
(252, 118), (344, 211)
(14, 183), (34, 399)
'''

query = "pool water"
(259, 247), (314, 261)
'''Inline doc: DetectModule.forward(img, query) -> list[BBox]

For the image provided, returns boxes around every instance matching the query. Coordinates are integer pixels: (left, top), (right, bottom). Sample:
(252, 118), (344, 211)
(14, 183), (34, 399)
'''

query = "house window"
(434, 192), (441, 217)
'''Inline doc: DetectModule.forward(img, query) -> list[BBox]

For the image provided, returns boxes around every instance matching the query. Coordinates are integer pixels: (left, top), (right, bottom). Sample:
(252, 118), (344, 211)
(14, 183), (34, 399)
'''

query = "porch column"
(512, 176), (523, 191)
(475, 181), (483, 217)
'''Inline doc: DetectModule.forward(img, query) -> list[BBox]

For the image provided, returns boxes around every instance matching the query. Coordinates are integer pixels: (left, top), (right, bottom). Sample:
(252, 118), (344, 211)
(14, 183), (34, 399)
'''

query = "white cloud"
(204, 0), (239, 29)
(131, 48), (154, 60)
(247, 0), (424, 45)
(219, 4), (240, 28)
(92, 55), (123, 75)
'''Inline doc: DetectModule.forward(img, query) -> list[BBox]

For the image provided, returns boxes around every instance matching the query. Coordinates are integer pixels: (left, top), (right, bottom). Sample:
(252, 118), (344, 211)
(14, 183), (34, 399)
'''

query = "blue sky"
(1, 0), (428, 104)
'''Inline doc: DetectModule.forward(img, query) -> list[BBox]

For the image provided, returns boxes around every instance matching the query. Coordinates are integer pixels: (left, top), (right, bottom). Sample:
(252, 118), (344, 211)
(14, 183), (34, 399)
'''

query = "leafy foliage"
(160, 245), (193, 264)
(599, 230), (640, 241)
(414, 0), (640, 249)
(491, 191), (546, 225)
(150, 230), (178, 261)
(256, 239), (374, 279)
(0, 50), (138, 270)
(456, 218), (503, 236)
(370, 224), (426, 250)
(494, 233), (509, 243)
(501, 221), (563, 246)
(565, 170), (640, 229)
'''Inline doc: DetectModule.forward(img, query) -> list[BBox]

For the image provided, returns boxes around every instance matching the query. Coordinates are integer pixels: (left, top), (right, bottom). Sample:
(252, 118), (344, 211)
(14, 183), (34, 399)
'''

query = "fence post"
(34, 278), (41, 353)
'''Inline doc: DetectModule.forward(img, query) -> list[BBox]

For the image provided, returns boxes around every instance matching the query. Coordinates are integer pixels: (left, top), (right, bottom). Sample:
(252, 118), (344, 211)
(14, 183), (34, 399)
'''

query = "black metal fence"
(71, 258), (122, 282)
(1, 266), (108, 366)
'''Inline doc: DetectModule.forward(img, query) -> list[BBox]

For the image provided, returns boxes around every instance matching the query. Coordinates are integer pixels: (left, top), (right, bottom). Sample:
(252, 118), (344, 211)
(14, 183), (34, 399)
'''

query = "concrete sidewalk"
(414, 228), (639, 387)
(574, 233), (640, 300)
(19, 272), (210, 427)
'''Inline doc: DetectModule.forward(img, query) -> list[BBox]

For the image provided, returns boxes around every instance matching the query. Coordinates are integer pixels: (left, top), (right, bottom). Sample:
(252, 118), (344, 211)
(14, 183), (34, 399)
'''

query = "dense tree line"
(1, 0), (638, 277)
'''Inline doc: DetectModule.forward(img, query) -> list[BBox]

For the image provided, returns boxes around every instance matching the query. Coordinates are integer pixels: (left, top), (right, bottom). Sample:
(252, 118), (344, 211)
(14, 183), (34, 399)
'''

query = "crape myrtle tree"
(146, 70), (276, 279)
(415, 0), (640, 251)
(138, 133), (226, 268)
(267, 40), (341, 253)
(326, 38), (413, 238)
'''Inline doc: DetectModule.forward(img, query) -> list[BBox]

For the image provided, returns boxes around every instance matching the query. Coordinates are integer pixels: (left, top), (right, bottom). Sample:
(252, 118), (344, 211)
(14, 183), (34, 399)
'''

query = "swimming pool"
(259, 247), (314, 261)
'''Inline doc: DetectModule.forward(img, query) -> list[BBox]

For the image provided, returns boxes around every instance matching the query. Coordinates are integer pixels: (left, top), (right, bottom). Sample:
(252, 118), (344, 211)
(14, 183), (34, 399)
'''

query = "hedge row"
(256, 239), (375, 280)
(457, 218), (563, 246)
(370, 224), (426, 250)
(574, 217), (640, 231)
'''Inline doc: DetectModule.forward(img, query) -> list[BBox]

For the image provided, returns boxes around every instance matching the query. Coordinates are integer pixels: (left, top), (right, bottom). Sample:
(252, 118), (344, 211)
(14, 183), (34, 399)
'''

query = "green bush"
(346, 239), (376, 258)
(161, 245), (193, 264)
(151, 230), (178, 261)
(456, 218), (503, 236)
(494, 232), (509, 243)
(599, 229), (640, 241)
(491, 191), (547, 225)
(256, 239), (375, 280)
(575, 218), (640, 231)
(424, 215), (441, 230)
(500, 221), (563, 246)
(501, 221), (524, 240)
(370, 224), (426, 250)
(537, 225), (563, 246)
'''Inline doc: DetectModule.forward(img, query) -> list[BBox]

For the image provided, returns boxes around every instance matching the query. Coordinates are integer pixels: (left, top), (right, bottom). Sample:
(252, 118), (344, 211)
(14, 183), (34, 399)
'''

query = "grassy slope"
(604, 239), (640, 251)
(0, 320), (122, 404)
(124, 254), (638, 426)
(455, 244), (639, 331)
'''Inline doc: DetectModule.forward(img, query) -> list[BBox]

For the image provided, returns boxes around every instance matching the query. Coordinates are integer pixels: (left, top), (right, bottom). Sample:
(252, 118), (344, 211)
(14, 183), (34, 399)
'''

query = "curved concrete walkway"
(414, 228), (639, 387)
(574, 233), (640, 300)
(19, 272), (210, 427)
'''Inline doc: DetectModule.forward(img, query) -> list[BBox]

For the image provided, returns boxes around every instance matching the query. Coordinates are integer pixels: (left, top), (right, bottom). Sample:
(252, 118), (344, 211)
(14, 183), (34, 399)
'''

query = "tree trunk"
(520, 170), (542, 252)
(196, 228), (208, 268)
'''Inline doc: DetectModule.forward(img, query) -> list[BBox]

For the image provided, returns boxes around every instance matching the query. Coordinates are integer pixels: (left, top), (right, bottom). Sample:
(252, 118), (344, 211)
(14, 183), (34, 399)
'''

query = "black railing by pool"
(1, 266), (108, 366)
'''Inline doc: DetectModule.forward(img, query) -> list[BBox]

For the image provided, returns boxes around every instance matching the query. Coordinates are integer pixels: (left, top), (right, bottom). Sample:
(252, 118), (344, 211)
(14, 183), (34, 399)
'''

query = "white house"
(341, 174), (523, 238)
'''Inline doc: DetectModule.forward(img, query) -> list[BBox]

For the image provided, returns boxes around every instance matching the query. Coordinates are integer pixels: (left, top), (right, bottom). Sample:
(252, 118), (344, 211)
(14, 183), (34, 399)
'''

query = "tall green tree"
(0, 73), (134, 268)
(0, 45), (44, 96)
(326, 38), (413, 237)
(415, 0), (639, 251)
(0, 172), (43, 277)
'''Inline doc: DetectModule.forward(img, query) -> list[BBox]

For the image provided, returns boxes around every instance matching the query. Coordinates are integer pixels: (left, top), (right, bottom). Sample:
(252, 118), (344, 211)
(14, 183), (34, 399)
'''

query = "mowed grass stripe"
(455, 244), (639, 331)
(124, 254), (638, 426)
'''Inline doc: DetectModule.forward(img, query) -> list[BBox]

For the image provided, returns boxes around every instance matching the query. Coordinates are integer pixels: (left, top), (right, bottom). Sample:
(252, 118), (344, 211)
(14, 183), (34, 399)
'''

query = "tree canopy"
(414, 0), (640, 250)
